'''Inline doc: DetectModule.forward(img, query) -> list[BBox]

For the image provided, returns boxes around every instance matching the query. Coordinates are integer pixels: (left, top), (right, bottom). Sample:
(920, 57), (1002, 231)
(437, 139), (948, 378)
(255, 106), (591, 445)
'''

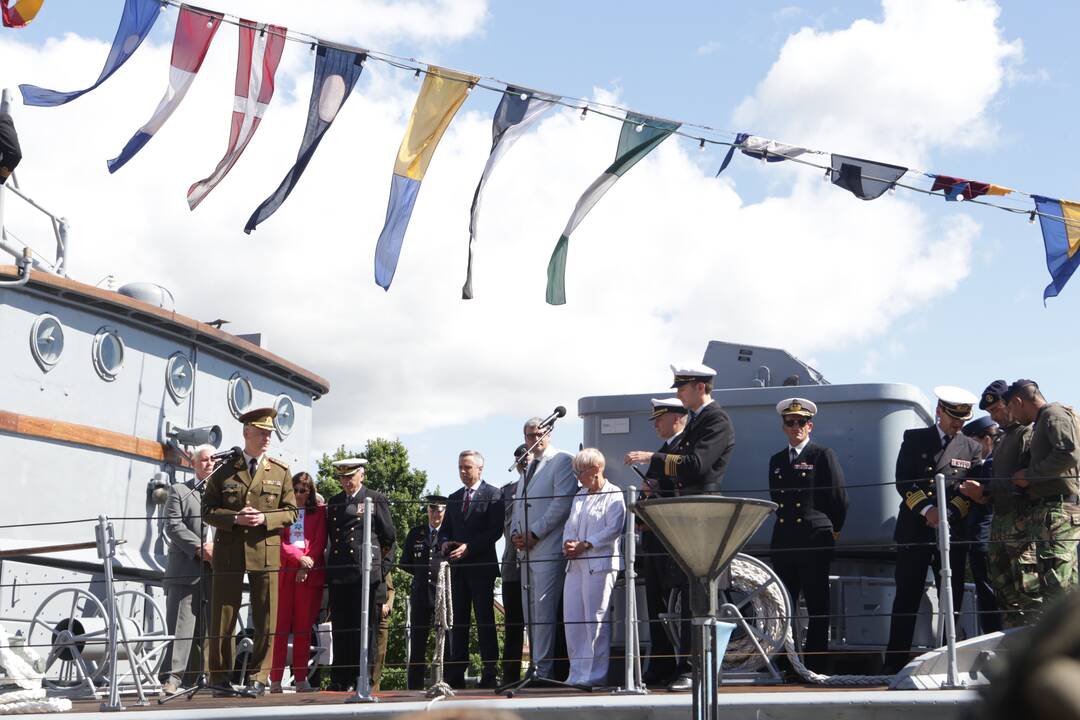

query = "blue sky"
(4, 0), (1075, 488)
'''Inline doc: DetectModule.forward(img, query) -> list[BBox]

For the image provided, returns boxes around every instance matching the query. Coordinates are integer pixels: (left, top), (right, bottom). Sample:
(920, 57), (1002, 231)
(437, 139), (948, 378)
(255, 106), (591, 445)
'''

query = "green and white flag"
(546, 111), (680, 305)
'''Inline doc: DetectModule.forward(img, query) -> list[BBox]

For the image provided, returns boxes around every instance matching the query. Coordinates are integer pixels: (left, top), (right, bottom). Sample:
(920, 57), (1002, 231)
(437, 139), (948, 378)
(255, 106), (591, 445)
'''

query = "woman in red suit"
(270, 472), (326, 692)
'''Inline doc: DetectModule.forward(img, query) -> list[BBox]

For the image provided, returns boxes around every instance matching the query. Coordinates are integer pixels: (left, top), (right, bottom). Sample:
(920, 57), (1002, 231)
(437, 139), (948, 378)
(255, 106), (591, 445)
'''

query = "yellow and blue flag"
(374, 66), (477, 290)
(1033, 196), (1080, 302)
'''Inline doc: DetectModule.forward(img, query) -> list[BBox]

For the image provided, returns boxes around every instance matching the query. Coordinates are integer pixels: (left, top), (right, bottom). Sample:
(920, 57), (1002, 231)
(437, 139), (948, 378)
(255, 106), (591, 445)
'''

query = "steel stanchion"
(346, 497), (378, 704)
(614, 485), (647, 695)
(934, 472), (962, 689)
(95, 515), (125, 711)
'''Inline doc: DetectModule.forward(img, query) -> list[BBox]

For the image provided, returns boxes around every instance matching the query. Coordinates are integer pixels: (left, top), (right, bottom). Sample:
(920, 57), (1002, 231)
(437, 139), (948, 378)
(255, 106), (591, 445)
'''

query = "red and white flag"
(188, 20), (286, 210)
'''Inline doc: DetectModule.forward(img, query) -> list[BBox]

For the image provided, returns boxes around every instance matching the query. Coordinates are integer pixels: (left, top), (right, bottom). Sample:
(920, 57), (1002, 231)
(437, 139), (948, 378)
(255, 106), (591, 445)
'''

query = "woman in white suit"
(562, 448), (626, 687)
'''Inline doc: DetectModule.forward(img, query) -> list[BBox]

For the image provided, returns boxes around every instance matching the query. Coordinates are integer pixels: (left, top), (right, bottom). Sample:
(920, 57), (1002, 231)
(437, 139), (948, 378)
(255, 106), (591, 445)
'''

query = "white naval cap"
(332, 457), (368, 477)
(650, 397), (688, 420)
(669, 362), (716, 388)
(776, 398), (817, 417)
(933, 385), (978, 420)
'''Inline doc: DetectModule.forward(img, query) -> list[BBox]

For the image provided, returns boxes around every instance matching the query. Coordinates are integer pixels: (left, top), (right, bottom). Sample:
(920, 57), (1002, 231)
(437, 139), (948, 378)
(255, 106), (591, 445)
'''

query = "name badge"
(794, 463), (814, 471)
(950, 459), (972, 469)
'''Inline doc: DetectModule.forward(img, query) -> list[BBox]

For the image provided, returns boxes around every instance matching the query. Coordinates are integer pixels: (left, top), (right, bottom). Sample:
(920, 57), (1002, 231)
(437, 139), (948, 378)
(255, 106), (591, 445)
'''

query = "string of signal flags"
(7, 0), (1080, 305)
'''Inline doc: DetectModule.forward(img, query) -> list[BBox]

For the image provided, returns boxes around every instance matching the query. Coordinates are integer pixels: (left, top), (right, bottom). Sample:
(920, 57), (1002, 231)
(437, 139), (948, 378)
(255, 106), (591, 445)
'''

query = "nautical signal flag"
(245, 44), (366, 234)
(1, 0), (43, 28)
(715, 133), (807, 176)
(188, 20), (287, 209)
(374, 66), (478, 291)
(107, 5), (222, 173)
(546, 112), (680, 305)
(930, 174), (1012, 202)
(463, 87), (559, 299)
(828, 154), (907, 201)
(1032, 196), (1080, 302)
(20, 0), (160, 107)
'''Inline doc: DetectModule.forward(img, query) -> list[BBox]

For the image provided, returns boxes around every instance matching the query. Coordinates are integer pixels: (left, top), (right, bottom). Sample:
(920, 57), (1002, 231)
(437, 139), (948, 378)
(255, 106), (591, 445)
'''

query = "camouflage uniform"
(1016, 403), (1080, 619)
(986, 422), (1032, 628)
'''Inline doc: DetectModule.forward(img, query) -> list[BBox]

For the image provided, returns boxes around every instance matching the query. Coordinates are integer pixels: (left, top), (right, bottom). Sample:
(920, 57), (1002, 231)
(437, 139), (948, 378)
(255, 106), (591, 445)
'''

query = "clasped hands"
(510, 531), (538, 551)
(234, 505), (265, 527)
(563, 539), (589, 559)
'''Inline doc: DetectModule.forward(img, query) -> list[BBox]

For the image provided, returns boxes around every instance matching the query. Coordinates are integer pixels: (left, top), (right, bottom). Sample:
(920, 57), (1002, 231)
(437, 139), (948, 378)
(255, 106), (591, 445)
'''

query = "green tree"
(315, 440), (430, 690)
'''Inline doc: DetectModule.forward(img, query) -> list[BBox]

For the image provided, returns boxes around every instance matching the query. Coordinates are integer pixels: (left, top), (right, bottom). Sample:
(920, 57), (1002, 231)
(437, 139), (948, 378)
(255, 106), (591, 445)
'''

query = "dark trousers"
(967, 548), (1002, 634)
(772, 539), (833, 673)
(642, 533), (691, 679)
(553, 592), (570, 682)
(407, 590), (433, 690)
(328, 581), (379, 689)
(447, 569), (498, 687)
(501, 579), (523, 684)
(884, 542), (966, 674)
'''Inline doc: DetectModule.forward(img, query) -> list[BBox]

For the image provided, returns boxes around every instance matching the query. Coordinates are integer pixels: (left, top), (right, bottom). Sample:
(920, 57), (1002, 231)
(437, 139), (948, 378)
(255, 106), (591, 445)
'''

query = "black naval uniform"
(962, 454), (1003, 634)
(400, 522), (449, 689)
(646, 401), (735, 495)
(768, 443), (848, 672)
(884, 426), (981, 674)
(325, 487), (396, 690)
(642, 431), (694, 683)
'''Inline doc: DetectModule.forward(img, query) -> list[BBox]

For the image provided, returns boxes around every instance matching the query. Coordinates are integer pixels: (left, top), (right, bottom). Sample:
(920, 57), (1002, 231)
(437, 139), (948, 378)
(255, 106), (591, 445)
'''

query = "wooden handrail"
(0, 409), (187, 465)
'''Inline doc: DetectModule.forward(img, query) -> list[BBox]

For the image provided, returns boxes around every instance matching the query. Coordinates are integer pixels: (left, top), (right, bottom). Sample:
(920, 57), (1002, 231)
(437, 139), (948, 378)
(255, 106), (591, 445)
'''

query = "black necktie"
(524, 460), (539, 489)
(790, 448), (798, 464)
(249, 458), (257, 477)
(463, 488), (472, 515)
(941, 434), (952, 451)
(429, 528), (438, 547)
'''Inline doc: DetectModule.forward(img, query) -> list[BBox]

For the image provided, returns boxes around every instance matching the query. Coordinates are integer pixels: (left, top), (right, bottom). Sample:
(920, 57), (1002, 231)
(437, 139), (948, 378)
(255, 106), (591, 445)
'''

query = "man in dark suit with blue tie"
(441, 451), (505, 688)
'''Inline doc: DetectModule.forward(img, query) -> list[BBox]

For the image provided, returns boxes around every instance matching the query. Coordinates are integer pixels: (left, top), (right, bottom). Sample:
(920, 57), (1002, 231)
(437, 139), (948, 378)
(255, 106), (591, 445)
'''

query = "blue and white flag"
(462, 87), (558, 299)
(20, 0), (160, 107)
(245, 44), (366, 234)
(107, 5), (221, 173)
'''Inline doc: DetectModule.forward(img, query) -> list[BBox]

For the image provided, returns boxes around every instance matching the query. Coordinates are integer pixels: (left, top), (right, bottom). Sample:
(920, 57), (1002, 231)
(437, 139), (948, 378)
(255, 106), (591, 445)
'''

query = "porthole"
(274, 395), (296, 437)
(227, 373), (253, 418)
(166, 353), (193, 402)
(30, 314), (64, 372)
(92, 327), (125, 381)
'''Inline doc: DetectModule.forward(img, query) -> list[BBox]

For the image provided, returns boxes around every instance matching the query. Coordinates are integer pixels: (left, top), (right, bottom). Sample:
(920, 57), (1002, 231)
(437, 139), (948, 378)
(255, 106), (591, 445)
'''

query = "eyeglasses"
(783, 417), (809, 428)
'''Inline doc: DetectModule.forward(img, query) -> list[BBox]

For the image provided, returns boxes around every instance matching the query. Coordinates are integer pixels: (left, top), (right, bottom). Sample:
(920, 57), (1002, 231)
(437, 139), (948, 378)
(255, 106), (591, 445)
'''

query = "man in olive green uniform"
(962, 380), (1033, 628)
(203, 408), (297, 695)
(1006, 380), (1080, 623)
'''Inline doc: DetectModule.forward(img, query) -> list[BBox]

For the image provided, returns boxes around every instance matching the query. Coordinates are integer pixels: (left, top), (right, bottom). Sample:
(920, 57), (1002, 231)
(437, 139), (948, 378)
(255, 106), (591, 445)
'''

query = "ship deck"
(59, 683), (979, 720)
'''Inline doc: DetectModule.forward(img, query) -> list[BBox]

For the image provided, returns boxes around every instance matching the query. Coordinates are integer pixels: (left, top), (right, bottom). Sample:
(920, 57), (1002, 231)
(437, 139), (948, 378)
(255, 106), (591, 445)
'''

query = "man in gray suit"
(510, 418), (577, 680)
(161, 445), (216, 695)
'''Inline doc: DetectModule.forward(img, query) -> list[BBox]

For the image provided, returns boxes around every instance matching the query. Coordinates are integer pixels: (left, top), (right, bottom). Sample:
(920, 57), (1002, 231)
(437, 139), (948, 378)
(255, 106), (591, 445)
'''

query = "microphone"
(538, 406), (567, 429)
(211, 446), (242, 462)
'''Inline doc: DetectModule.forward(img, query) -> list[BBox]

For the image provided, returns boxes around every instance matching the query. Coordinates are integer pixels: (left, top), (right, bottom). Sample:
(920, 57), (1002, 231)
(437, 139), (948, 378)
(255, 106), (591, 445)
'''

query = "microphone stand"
(161, 474), (252, 703)
(498, 423), (588, 696)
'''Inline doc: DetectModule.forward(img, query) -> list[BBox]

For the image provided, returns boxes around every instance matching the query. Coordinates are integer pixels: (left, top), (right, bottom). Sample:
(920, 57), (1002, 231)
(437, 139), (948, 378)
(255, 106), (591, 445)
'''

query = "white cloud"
(189, 0), (489, 46)
(696, 41), (723, 57)
(0, 0), (1016, 449)
(733, 0), (1022, 165)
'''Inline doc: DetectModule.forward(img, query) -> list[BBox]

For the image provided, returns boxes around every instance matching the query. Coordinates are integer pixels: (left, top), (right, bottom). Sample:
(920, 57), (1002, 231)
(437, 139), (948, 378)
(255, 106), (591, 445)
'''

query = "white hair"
(459, 450), (485, 467)
(572, 448), (606, 473)
(192, 444), (215, 460)
(523, 417), (543, 433)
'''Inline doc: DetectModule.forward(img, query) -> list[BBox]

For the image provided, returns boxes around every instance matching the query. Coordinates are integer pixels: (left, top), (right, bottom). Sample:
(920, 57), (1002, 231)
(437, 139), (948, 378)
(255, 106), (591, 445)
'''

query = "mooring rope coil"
(425, 561), (455, 698)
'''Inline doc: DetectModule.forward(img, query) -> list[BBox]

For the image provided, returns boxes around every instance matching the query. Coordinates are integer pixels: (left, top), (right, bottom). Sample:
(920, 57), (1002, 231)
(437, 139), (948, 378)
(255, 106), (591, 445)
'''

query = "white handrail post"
(934, 472), (962, 689)
(346, 497), (378, 703)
